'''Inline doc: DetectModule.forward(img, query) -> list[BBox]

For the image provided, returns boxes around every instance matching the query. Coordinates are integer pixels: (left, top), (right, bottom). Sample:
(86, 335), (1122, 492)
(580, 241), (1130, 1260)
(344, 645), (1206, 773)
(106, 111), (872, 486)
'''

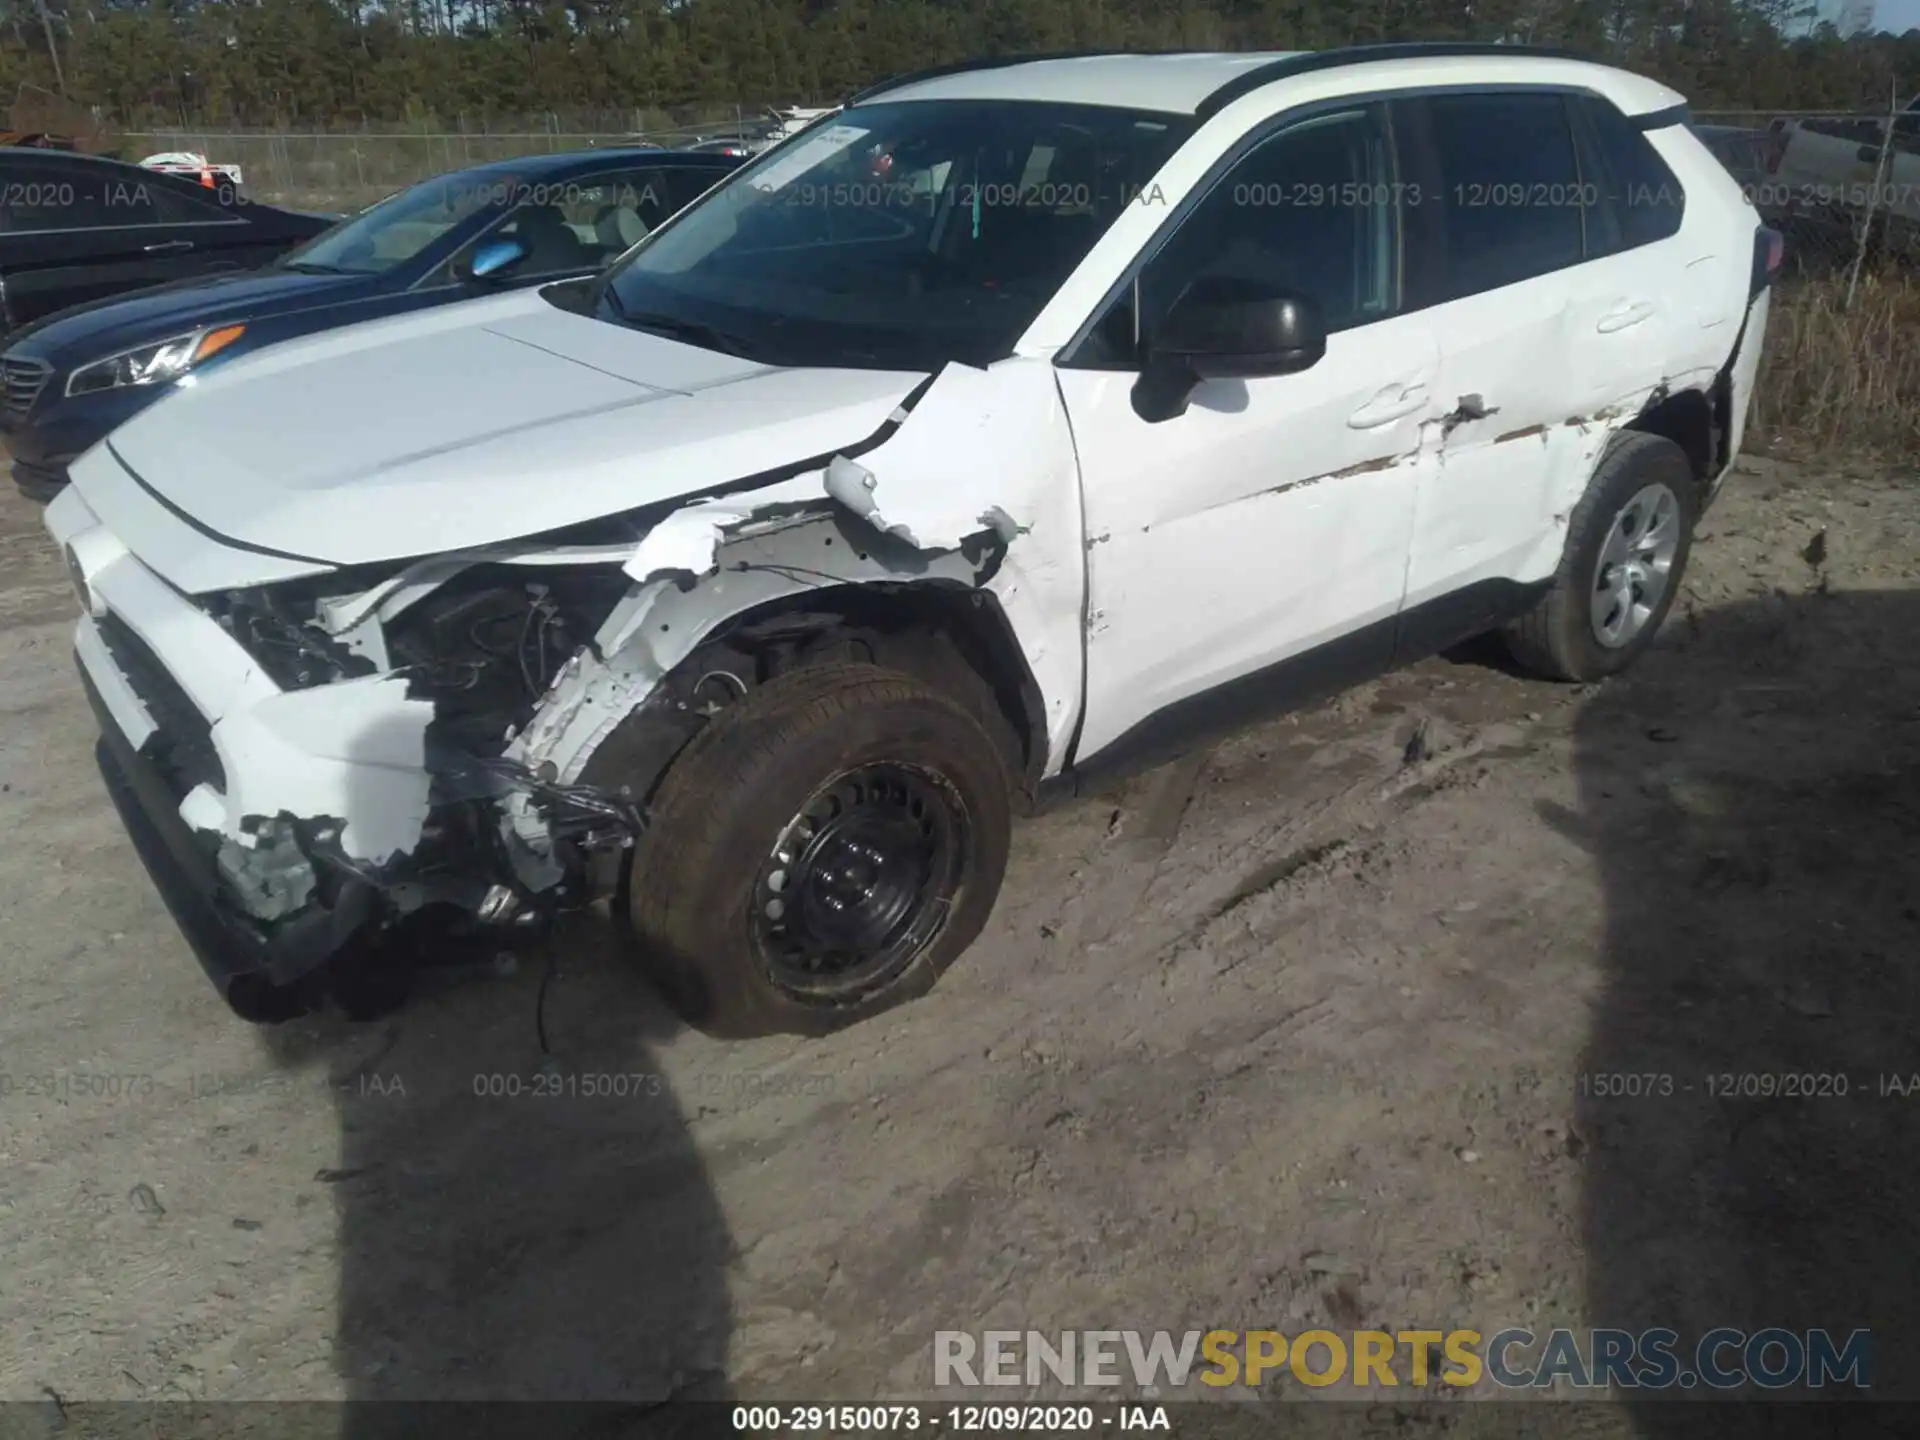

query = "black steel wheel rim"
(751, 762), (970, 1001)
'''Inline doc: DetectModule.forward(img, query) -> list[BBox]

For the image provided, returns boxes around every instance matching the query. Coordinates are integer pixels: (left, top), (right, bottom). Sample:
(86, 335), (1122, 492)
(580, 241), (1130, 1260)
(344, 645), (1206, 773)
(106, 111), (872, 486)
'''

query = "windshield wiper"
(619, 308), (752, 357)
(279, 260), (346, 275)
(594, 280), (629, 320)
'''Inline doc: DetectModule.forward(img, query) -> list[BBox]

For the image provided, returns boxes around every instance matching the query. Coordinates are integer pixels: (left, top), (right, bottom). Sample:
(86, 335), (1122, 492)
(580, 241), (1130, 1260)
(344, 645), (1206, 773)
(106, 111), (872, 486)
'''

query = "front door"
(1055, 101), (1439, 769)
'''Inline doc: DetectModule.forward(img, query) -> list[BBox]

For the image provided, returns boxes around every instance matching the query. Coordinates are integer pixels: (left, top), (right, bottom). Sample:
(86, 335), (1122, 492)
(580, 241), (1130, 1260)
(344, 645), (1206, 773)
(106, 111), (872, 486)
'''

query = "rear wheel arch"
(1626, 385), (1716, 488)
(1503, 427), (1697, 682)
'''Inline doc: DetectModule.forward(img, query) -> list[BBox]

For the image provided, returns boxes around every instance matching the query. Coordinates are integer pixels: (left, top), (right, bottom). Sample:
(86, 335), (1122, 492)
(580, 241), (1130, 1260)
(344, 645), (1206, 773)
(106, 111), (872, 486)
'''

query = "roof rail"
(844, 41), (1598, 114)
(1194, 42), (1593, 119)
(846, 49), (1223, 106)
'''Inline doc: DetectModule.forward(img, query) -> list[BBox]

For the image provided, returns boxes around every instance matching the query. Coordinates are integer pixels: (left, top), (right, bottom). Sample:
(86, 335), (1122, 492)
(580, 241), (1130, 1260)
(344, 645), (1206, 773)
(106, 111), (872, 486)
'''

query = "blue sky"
(1875, 0), (1920, 32)
(1873, 0), (1920, 31)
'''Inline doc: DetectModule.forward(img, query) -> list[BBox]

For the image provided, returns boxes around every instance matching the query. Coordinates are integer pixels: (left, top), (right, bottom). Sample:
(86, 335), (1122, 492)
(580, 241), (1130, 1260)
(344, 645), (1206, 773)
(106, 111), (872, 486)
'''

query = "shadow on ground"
(135, 575), (1920, 1437)
(1569, 586), (1920, 1426)
(257, 916), (737, 1440)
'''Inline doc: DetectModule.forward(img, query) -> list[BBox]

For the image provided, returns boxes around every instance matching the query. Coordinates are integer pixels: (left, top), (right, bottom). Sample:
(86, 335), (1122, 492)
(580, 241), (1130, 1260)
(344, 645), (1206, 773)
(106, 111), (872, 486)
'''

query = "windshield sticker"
(746, 124), (871, 193)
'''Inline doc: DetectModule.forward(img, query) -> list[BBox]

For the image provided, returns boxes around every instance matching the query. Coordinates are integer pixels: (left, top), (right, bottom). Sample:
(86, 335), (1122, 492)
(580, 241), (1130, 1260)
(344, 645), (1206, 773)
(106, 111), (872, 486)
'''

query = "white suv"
(48, 44), (1780, 1033)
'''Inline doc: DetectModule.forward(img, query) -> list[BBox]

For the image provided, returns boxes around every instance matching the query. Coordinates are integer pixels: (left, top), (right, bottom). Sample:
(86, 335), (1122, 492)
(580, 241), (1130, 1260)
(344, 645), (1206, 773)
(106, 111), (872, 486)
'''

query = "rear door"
(142, 173), (296, 273)
(1572, 95), (1706, 375)
(1566, 92), (1720, 380)
(1392, 89), (1614, 636)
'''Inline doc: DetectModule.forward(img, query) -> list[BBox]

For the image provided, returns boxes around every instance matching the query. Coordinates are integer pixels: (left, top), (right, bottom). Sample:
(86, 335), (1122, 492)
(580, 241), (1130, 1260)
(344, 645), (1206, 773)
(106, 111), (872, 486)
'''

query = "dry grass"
(1752, 271), (1920, 459)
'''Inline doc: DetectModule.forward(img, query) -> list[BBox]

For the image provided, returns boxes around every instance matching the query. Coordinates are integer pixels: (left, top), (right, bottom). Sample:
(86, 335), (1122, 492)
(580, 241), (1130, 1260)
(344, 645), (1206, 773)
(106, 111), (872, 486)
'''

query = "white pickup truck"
(138, 150), (245, 189)
(1759, 95), (1920, 255)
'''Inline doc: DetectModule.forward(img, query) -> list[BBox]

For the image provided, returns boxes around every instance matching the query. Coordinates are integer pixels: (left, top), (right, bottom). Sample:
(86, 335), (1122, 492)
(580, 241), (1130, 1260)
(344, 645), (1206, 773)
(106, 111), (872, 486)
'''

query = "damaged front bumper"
(51, 486), (553, 1017)
(83, 662), (376, 1018)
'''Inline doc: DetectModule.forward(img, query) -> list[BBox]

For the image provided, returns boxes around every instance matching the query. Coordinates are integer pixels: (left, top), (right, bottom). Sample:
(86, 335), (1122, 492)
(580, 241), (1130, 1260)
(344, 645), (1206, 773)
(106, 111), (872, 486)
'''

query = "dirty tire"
(1502, 430), (1698, 682)
(623, 662), (1013, 1038)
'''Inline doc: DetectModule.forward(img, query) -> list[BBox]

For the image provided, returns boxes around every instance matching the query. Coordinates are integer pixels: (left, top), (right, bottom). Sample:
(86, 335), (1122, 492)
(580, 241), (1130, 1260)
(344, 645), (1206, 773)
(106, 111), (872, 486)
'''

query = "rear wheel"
(622, 662), (1013, 1037)
(1502, 430), (1697, 682)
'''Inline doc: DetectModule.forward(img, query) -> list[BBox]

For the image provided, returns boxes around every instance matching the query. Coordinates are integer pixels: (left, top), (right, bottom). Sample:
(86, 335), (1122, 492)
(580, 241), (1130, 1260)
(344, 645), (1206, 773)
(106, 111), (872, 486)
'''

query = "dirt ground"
(2, 448), (1917, 1431)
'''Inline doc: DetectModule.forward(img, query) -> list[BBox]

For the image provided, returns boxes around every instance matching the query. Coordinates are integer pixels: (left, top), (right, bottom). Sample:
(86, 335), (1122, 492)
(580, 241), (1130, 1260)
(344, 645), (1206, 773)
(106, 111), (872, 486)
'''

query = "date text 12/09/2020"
(731, 1406), (1170, 1432)
(1578, 1071), (1920, 1098)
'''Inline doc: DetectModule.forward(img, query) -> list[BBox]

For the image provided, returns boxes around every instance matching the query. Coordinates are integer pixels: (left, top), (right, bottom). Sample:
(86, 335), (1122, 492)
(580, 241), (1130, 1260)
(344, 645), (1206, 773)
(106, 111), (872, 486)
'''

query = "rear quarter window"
(0, 161), (152, 230)
(149, 180), (241, 225)
(1580, 96), (1686, 249)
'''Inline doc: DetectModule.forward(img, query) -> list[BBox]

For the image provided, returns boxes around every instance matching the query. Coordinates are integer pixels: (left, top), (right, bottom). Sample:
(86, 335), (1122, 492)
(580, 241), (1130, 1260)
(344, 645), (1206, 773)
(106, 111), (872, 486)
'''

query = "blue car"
(2, 147), (741, 500)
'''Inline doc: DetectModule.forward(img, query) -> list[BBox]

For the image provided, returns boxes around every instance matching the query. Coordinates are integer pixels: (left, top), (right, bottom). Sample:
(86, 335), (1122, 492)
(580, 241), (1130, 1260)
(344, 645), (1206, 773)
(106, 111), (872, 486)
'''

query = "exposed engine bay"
(211, 567), (628, 751)
(199, 566), (648, 933)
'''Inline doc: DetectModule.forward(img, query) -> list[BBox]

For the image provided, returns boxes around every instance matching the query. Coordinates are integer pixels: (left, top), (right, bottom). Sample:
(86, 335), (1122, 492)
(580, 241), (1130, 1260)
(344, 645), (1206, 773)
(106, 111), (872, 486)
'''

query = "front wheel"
(1502, 431), (1698, 682)
(622, 662), (1013, 1037)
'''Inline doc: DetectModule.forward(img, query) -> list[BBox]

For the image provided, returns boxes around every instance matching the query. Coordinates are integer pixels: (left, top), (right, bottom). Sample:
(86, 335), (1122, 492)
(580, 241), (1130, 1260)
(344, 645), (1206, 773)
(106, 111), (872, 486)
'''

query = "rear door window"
(1422, 91), (1587, 299)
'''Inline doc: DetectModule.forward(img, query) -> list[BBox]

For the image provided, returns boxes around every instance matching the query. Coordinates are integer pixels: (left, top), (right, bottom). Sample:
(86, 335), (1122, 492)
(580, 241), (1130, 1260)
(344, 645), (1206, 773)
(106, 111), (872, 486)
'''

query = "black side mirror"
(1131, 275), (1328, 423)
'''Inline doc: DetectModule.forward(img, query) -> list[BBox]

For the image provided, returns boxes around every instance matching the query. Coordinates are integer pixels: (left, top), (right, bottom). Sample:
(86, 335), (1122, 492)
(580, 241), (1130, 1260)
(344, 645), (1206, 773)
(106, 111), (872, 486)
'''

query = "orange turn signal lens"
(193, 324), (247, 363)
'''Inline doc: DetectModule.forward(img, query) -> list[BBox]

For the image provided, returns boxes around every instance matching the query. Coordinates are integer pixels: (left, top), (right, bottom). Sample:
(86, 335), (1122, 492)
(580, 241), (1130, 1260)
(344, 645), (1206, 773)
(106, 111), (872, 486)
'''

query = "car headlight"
(65, 324), (247, 398)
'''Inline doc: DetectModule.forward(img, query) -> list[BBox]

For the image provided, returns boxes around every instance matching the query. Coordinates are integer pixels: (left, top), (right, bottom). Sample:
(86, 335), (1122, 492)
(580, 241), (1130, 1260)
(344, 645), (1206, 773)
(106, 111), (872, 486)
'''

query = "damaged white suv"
(50, 44), (1780, 1034)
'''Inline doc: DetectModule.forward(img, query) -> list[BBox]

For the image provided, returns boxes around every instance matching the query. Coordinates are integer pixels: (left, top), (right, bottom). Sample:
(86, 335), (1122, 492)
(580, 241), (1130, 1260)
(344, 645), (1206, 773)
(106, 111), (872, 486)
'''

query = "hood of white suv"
(93, 289), (929, 567)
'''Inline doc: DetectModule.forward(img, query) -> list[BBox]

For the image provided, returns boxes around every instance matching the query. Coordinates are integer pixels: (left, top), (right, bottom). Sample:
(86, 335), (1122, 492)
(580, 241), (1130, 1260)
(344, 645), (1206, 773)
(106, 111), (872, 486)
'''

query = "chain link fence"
(119, 108), (776, 213)
(1693, 108), (1919, 283)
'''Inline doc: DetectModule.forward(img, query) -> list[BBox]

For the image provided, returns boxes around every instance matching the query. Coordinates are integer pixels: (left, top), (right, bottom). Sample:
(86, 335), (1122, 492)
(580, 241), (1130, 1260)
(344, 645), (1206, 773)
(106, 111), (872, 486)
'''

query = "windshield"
(599, 100), (1192, 369)
(279, 171), (510, 275)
